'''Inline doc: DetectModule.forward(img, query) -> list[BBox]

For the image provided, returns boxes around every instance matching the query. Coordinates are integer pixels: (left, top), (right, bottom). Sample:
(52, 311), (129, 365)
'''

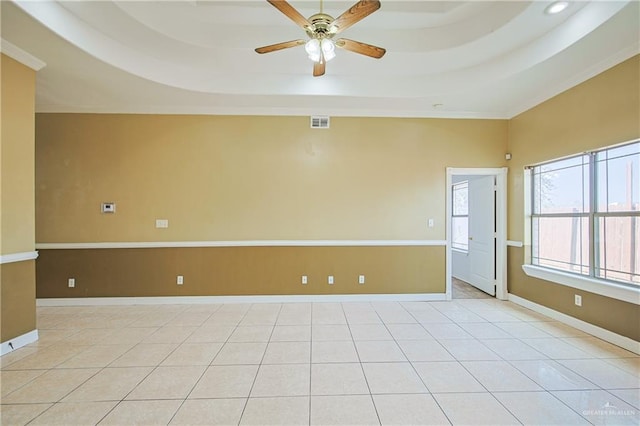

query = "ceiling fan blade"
(267, 0), (311, 29)
(335, 38), (386, 58)
(331, 0), (381, 34)
(313, 61), (326, 77)
(313, 52), (326, 77)
(255, 39), (306, 54)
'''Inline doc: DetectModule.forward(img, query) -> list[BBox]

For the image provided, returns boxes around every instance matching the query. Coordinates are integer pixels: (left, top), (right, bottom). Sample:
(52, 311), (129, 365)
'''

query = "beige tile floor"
(0, 298), (638, 425)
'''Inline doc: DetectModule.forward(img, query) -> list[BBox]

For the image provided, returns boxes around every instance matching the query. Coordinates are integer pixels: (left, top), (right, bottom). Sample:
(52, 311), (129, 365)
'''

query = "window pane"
(533, 155), (589, 214)
(453, 182), (468, 216)
(452, 216), (468, 251)
(596, 216), (640, 285)
(598, 141), (640, 161)
(539, 155), (586, 173)
(532, 216), (589, 275)
(596, 143), (640, 213)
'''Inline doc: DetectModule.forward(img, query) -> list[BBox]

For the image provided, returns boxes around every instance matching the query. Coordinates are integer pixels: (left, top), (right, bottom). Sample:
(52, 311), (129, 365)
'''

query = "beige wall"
(1, 55), (36, 255)
(0, 54), (37, 342)
(36, 115), (507, 242)
(35, 114), (506, 297)
(507, 55), (640, 341)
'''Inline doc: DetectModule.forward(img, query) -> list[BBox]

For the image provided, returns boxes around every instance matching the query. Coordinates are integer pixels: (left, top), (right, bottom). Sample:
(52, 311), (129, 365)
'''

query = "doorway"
(445, 168), (508, 301)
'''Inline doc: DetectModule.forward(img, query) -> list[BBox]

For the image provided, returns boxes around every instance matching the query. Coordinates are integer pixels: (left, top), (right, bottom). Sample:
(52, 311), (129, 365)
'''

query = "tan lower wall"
(507, 247), (640, 341)
(1, 260), (36, 341)
(36, 246), (445, 298)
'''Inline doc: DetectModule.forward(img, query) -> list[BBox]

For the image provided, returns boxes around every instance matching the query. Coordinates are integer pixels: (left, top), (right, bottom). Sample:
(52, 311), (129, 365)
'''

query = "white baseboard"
(1, 329), (39, 356)
(508, 294), (640, 355)
(37, 293), (447, 307)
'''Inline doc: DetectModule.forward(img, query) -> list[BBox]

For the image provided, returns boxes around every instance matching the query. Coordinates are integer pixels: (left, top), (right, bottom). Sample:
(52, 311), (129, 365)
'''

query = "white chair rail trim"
(0, 251), (39, 265)
(36, 240), (447, 249)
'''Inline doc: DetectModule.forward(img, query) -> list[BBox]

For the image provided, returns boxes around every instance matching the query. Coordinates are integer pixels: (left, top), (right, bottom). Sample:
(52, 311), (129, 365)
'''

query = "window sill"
(522, 264), (639, 305)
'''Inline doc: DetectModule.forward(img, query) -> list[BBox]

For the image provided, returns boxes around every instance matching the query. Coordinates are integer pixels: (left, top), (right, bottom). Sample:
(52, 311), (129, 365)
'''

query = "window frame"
(523, 140), (640, 305)
(451, 180), (469, 252)
(530, 153), (591, 275)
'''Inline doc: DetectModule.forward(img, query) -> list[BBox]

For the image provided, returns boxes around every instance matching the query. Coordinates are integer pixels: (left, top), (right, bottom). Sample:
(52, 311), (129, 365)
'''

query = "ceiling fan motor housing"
(307, 13), (336, 39)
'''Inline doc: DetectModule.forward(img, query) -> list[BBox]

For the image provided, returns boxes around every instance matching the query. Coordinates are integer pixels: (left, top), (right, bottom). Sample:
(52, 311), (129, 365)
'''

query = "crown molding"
(0, 39), (46, 71)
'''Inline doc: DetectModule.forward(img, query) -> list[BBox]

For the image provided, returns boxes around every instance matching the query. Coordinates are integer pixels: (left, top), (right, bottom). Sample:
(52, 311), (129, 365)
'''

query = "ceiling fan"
(255, 0), (386, 77)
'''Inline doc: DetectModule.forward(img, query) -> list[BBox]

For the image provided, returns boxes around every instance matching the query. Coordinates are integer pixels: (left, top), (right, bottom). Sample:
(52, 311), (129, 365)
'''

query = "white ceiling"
(1, 0), (638, 118)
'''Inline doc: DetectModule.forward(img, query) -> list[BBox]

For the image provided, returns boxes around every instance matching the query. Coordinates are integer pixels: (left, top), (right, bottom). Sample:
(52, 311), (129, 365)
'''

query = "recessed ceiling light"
(545, 1), (569, 15)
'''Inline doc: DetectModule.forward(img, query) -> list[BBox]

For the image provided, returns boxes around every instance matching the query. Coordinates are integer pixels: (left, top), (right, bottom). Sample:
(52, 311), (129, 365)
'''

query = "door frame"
(445, 167), (508, 300)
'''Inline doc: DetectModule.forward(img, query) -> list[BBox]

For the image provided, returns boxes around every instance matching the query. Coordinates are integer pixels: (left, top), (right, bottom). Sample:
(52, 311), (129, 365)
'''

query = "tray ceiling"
(1, 0), (638, 118)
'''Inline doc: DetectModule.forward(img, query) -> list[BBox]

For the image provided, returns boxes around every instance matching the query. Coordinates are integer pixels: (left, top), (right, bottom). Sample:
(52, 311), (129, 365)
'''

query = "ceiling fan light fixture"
(321, 39), (336, 61)
(305, 38), (335, 63)
(305, 38), (321, 62)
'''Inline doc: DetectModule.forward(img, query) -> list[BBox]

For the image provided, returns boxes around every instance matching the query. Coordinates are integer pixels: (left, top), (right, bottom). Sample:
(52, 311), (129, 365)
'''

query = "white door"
(468, 175), (496, 295)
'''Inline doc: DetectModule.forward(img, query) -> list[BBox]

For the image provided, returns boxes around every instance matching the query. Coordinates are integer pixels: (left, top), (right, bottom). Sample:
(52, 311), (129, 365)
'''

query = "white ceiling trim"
(33, 103), (509, 120)
(0, 38), (46, 70)
(4, 0), (638, 119)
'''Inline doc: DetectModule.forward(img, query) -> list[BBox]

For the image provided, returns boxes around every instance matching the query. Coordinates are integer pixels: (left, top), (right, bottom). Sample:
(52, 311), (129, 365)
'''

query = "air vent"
(310, 115), (330, 129)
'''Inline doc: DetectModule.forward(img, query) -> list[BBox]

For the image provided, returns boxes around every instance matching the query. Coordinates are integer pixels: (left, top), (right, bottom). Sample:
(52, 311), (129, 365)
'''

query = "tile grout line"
(308, 304), (314, 426)
(237, 303), (284, 425)
(388, 301), (457, 426)
(163, 303), (225, 425)
(341, 301), (383, 426)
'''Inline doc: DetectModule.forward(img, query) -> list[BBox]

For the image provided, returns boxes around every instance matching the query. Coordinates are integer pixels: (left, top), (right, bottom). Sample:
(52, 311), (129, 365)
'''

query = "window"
(530, 140), (639, 287)
(452, 181), (469, 251)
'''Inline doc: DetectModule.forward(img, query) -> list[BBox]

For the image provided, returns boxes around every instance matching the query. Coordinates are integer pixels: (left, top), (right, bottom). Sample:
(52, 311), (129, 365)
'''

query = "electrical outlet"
(574, 294), (582, 307)
(328, 275), (334, 285)
(155, 219), (169, 228)
(358, 275), (365, 284)
(68, 278), (75, 288)
(101, 202), (115, 213)
(301, 275), (308, 285)
(428, 218), (434, 228)
(177, 275), (184, 285)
